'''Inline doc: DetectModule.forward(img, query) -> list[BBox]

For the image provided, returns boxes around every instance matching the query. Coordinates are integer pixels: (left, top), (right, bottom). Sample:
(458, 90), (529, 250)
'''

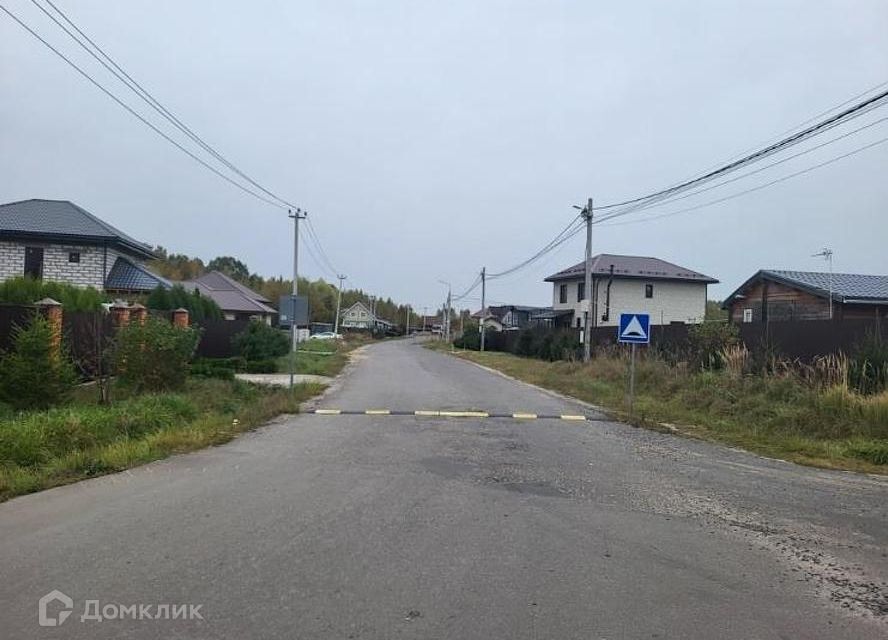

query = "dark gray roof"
(545, 254), (717, 284)
(192, 271), (271, 303)
(180, 271), (277, 315)
(0, 199), (155, 259)
(105, 257), (171, 292)
(731, 270), (888, 304)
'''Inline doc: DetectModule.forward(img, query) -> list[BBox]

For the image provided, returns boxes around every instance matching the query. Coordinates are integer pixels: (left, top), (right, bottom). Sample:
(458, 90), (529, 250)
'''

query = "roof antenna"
(811, 248), (834, 320)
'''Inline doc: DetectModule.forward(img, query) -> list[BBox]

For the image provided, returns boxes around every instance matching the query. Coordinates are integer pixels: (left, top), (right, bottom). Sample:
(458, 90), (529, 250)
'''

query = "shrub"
(687, 321), (739, 370)
(0, 315), (77, 410)
(243, 359), (278, 373)
(0, 276), (104, 311)
(233, 321), (289, 361)
(848, 332), (888, 395)
(115, 318), (200, 392)
(147, 284), (222, 323)
(190, 363), (236, 380)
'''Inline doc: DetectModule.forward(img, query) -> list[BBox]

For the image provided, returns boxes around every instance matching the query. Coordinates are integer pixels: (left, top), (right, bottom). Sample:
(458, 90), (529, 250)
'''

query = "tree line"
(150, 247), (423, 327)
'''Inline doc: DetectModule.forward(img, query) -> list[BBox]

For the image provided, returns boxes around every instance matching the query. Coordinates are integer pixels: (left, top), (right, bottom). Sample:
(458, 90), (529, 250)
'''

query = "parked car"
(309, 331), (342, 340)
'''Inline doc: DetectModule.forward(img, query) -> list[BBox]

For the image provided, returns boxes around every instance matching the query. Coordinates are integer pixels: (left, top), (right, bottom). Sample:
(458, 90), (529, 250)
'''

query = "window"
(742, 308), (753, 323)
(559, 284), (568, 304)
(645, 284), (654, 298)
(24, 247), (43, 279)
(577, 281), (585, 302)
(68, 251), (80, 263)
(576, 317), (582, 328)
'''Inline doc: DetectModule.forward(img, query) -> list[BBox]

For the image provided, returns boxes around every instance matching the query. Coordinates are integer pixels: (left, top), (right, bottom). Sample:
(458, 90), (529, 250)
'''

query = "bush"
(687, 321), (739, 370)
(0, 315), (77, 410)
(147, 284), (222, 323)
(189, 363), (236, 380)
(848, 332), (888, 395)
(0, 276), (104, 311)
(115, 318), (200, 392)
(233, 321), (289, 361)
(243, 359), (277, 373)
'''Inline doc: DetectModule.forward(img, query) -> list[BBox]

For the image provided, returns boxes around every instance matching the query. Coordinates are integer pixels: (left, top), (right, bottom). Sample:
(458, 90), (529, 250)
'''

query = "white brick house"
(0, 199), (168, 293)
(545, 254), (718, 329)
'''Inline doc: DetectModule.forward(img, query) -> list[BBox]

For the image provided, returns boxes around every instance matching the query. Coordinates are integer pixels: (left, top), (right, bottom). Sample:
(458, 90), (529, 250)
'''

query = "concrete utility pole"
(289, 208), (307, 390)
(422, 306), (428, 332)
(405, 304), (410, 335)
(438, 280), (451, 342)
(480, 266), (487, 351)
(333, 274), (346, 335)
(583, 198), (593, 363)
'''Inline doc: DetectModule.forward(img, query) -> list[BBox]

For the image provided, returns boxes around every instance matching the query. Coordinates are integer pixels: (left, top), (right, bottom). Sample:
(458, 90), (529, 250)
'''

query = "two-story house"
(0, 199), (168, 294)
(545, 254), (717, 329)
(340, 300), (393, 332)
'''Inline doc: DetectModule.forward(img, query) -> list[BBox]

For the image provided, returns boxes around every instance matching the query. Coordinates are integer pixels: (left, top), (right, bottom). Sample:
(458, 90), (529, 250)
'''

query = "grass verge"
(275, 333), (372, 377)
(431, 344), (888, 474)
(0, 378), (324, 501)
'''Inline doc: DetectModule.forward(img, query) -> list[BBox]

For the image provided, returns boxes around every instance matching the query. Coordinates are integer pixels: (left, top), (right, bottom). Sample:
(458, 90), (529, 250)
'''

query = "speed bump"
(306, 409), (590, 422)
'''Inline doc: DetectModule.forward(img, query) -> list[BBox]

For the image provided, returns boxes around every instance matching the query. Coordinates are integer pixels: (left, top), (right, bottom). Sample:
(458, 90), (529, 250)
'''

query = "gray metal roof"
(0, 199), (155, 258)
(545, 254), (717, 284)
(105, 257), (171, 292)
(180, 271), (277, 315)
(763, 270), (888, 302)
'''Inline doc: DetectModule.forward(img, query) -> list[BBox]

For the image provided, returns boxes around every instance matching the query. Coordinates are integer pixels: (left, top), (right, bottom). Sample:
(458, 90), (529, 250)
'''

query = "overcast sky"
(2, 0), (887, 312)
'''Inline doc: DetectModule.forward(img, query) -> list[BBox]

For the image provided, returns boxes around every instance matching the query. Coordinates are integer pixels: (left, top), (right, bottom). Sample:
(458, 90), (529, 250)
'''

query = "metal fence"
(193, 318), (252, 358)
(0, 303), (37, 352)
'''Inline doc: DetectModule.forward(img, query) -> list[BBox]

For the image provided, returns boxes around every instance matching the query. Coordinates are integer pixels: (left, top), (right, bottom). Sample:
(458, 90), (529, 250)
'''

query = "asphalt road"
(1, 339), (886, 639)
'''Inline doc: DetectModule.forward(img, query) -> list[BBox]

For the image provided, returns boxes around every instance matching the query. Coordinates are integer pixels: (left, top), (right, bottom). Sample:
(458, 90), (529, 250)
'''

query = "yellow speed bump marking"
(314, 409), (342, 415)
(438, 410), (490, 418)
(364, 409), (391, 415)
(560, 414), (586, 421)
(512, 412), (538, 420)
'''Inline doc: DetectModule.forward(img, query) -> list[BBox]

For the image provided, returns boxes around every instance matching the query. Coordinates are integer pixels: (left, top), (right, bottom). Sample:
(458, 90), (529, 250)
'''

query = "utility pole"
(438, 280), (451, 342)
(480, 266), (487, 351)
(422, 306), (428, 332)
(812, 248), (834, 320)
(333, 274), (346, 335)
(406, 304), (410, 336)
(288, 208), (307, 390)
(583, 198), (593, 363)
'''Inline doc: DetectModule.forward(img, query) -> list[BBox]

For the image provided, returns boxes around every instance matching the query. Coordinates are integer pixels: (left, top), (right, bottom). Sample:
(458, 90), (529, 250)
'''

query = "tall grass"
(0, 378), (324, 500)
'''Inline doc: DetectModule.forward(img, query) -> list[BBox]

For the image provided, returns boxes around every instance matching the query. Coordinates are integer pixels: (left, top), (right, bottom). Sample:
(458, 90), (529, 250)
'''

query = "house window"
(559, 284), (568, 304)
(742, 308), (753, 323)
(645, 284), (654, 298)
(576, 317), (582, 328)
(68, 251), (80, 263)
(577, 281), (585, 302)
(24, 247), (43, 279)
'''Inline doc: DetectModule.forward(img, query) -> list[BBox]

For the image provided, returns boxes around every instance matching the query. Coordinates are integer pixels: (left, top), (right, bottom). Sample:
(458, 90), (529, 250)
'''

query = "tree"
(207, 256), (250, 281)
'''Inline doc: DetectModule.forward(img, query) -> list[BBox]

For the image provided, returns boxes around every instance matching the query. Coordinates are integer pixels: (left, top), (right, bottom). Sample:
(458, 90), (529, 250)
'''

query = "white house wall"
(0, 241), (127, 289)
(552, 278), (707, 327)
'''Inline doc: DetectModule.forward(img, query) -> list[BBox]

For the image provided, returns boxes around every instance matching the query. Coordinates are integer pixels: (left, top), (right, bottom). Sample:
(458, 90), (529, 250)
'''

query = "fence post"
(110, 302), (131, 328)
(34, 297), (63, 359)
(172, 308), (190, 328)
(129, 303), (148, 326)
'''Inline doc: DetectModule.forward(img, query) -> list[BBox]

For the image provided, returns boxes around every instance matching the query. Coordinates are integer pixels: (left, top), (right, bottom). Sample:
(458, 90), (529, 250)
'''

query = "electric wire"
(595, 85), (888, 212)
(594, 134), (888, 228)
(595, 114), (888, 222)
(0, 3), (291, 211)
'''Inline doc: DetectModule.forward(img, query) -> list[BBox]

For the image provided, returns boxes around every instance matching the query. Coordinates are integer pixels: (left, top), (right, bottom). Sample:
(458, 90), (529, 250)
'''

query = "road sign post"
(618, 313), (650, 419)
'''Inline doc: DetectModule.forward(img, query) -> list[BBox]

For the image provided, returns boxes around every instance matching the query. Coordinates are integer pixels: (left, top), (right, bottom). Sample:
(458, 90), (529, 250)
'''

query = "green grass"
(0, 378), (324, 501)
(433, 345), (888, 474)
(275, 333), (371, 377)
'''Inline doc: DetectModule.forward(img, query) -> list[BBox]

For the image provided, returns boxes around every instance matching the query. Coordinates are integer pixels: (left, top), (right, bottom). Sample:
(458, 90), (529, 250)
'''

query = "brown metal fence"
(194, 318), (252, 359)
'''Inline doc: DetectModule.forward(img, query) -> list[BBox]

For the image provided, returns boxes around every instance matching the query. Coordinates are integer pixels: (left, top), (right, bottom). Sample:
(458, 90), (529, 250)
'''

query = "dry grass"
(436, 347), (888, 474)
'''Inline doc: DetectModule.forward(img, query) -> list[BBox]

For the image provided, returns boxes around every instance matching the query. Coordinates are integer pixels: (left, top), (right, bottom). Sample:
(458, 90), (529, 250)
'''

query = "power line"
(303, 217), (341, 277)
(2, 2), (294, 211)
(487, 214), (583, 279)
(596, 115), (888, 221)
(594, 134), (888, 228)
(595, 84), (888, 212)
